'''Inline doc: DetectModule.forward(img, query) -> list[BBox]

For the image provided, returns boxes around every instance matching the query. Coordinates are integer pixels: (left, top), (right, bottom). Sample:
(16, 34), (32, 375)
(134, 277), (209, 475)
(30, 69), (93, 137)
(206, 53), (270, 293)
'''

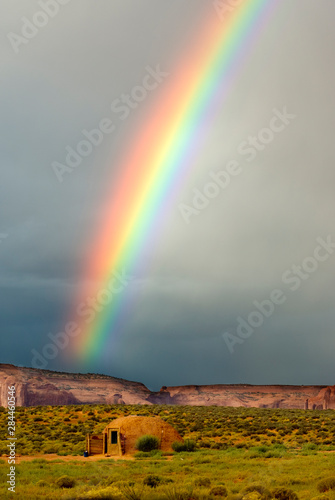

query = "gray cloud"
(1, 0), (335, 389)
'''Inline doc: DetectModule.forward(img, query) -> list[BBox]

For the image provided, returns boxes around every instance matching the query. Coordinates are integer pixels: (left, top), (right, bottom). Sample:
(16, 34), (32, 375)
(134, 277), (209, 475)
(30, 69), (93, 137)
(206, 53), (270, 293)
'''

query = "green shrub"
(57, 449), (71, 456)
(134, 450), (163, 458)
(183, 439), (196, 451)
(163, 485), (195, 500)
(120, 484), (145, 500)
(200, 441), (212, 449)
(256, 445), (268, 453)
(195, 477), (211, 487)
(317, 477), (335, 493)
(172, 441), (185, 452)
(31, 458), (48, 464)
(135, 434), (159, 452)
(243, 484), (272, 500)
(242, 493), (262, 500)
(211, 441), (226, 450)
(89, 476), (100, 486)
(272, 488), (299, 500)
(36, 480), (48, 487)
(143, 474), (162, 488)
(209, 485), (228, 497)
(42, 443), (61, 454)
(172, 439), (196, 452)
(302, 442), (318, 454)
(76, 486), (122, 499)
(55, 475), (76, 488)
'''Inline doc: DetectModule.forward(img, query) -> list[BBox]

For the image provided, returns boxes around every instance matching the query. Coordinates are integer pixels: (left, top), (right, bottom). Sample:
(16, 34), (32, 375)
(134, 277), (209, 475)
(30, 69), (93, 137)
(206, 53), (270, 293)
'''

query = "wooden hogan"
(86, 415), (182, 456)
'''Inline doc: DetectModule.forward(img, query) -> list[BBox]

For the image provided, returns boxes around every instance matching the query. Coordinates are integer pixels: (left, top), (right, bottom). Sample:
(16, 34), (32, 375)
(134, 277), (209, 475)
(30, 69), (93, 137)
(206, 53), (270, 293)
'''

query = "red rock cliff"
(0, 364), (334, 409)
(0, 364), (151, 407)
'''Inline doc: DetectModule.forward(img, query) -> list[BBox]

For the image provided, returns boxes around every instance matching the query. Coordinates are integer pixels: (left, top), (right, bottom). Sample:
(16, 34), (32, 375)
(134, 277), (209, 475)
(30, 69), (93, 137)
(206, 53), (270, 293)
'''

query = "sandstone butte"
(0, 364), (334, 410)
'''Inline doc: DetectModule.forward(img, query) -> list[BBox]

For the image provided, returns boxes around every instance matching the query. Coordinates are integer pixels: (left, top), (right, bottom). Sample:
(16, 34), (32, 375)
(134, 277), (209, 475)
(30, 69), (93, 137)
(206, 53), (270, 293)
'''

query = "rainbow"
(68, 0), (278, 365)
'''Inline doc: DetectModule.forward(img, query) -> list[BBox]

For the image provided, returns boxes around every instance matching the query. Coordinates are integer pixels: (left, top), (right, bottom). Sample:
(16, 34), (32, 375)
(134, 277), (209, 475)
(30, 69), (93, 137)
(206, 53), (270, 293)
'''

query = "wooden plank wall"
(86, 434), (103, 455)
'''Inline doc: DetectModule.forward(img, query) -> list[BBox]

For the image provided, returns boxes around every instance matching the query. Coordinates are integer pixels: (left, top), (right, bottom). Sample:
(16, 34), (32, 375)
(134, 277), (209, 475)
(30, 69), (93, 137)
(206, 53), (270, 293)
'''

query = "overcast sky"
(1, 1), (334, 391)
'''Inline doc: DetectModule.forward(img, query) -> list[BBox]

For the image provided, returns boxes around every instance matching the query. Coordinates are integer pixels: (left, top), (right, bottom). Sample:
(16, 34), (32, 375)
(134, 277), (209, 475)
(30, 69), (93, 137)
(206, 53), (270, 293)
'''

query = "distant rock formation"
(0, 364), (334, 409)
(0, 364), (150, 407)
(309, 385), (335, 410)
(111, 394), (125, 405)
(154, 384), (335, 409)
(147, 386), (174, 405)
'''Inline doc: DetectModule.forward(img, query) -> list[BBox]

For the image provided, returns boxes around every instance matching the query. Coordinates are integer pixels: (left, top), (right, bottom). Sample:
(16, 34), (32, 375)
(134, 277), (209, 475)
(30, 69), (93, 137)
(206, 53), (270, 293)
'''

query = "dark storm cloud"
(1, 0), (335, 387)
